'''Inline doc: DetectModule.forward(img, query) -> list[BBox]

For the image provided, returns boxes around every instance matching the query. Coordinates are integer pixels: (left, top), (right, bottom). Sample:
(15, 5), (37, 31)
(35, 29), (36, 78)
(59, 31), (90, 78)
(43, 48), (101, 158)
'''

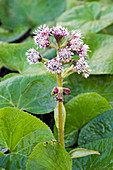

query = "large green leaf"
(27, 141), (72, 170)
(0, 74), (57, 114)
(78, 110), (113, 145)
(0, 42), (57, 79)
(0, 0), (66, 30)
(0, 26), (29, 43)
(57, 2), (113, 34)
(84, 33), (113, 74)
(0, 42), (35, 73)
(0, 107), (54, 169)
(64, 92), (111, 147)
(64, 74), (113, 107)
(72, 137), (113, 170)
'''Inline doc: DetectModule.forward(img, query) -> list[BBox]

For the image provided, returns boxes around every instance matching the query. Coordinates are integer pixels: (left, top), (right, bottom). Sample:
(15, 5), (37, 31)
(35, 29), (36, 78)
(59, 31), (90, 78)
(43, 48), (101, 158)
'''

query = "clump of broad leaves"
(0, 24), (113, 170)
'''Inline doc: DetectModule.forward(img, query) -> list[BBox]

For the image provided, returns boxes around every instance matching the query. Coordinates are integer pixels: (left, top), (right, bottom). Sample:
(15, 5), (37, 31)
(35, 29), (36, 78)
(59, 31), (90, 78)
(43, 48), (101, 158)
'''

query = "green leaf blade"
(72, 137), (113, 170)
(78, 110), (113, 145)
(0, 75), (57, 114)
(26, 141), (72, 170)
(64, 92), (111, 147)
(57, 2), (113, 34)
(0, 107), (54, 169)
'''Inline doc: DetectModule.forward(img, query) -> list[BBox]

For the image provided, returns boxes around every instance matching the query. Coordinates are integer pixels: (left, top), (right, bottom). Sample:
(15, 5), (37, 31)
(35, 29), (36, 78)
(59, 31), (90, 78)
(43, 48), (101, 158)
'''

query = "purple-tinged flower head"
(69, 38), (83, 52)
(50, 26), (69, 39)
(25, 48), (42, 64)
(78, 44), (90, 58)
(73, 57), (91, 78)
(67, 30), (83, 53)
(33, 24), (50, 48)
(45, 58), (63, 74)
(58, 47), (74, 62)
(70, 30), (82, 39)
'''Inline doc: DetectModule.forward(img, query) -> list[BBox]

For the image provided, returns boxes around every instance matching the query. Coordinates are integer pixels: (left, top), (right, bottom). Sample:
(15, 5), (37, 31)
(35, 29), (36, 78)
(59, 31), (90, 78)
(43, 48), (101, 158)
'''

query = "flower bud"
(63, 88), (71, 95)
(55, 95), (64, 102)
(51, 87), (58, 95)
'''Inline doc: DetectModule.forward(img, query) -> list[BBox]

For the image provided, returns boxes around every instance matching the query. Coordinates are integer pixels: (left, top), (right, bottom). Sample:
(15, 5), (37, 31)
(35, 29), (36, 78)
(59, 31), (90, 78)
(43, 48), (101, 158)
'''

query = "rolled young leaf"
(54, 103), (66, 128)
(69, 148), (100, 159)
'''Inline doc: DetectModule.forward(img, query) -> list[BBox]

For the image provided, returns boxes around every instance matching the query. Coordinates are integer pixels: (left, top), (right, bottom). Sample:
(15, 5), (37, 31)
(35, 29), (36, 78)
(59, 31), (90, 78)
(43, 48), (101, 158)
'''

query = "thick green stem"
(57, 73), (65, 147)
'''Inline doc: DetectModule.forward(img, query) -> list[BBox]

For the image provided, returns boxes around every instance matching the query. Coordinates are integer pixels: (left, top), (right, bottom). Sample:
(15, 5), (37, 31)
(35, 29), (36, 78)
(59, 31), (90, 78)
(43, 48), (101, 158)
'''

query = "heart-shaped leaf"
(78, 110), (113, 145)
(84, 33), (113, 74)
(0, 0), (66, 30)
(69, 148), (100, 159)
(26, 141), (72, 170)
(72, 137), (113, 169)
(57, 2), (113, 34)
(64, 73), (113, 108)
(0, 74), (57, 114)
(64, 92), (111, 147)
(0, 26), (29, 43)
(0, 107), (54, 169)
(0, 42), (35, 73)
(0, 42), (57, 80)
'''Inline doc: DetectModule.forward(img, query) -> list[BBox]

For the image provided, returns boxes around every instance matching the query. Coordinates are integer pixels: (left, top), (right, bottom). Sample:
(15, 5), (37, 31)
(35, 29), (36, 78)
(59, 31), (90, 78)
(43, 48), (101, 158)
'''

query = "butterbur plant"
(26, 24), (91, 146)
(25, 24), (100, 168)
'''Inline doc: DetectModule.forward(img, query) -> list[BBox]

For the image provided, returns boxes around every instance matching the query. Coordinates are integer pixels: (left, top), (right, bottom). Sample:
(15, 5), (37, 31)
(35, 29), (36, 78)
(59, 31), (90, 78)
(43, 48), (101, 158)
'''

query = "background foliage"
(0, 0), (113, 169)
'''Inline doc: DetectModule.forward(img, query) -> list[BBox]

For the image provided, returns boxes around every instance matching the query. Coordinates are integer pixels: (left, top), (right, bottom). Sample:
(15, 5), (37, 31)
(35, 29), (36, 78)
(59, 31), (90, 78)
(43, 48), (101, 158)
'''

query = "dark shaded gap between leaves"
(0, 67), (19, 78)
(12, 28), (32, 43)
(68, 128), (81, 149)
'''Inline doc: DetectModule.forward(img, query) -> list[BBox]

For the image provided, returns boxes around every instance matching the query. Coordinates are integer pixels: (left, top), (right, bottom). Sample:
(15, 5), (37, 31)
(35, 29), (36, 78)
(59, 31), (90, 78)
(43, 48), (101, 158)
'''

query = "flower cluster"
(73, 58), (91, 78)
(45, 59), (63, 74)
(78, 44), (90, 58)
(26, 24), (91, 78)
(50, 26), (69, 39)
(33, 24), (50, 48)
(58, 47), (74, 63)
(25, 49), (42, 64)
